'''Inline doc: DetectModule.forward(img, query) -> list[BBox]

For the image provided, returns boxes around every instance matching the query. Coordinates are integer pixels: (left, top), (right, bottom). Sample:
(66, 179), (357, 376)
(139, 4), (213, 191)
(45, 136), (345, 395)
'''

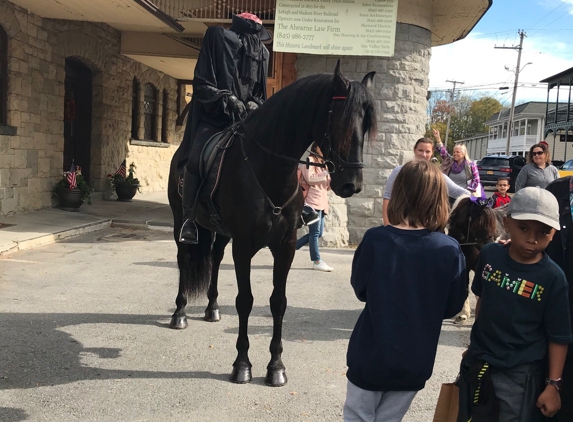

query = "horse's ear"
(333, 59), (350, 91)
(361, 72), (375, 88)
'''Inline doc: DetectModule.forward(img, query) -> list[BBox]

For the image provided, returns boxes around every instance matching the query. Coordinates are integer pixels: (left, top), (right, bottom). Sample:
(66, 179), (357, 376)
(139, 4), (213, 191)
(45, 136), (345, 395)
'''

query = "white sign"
(274, 0), (398, 57)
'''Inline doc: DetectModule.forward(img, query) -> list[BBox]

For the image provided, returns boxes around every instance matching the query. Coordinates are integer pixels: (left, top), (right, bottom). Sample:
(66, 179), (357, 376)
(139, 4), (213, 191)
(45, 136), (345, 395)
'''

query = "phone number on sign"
(276, 33), (315, 41)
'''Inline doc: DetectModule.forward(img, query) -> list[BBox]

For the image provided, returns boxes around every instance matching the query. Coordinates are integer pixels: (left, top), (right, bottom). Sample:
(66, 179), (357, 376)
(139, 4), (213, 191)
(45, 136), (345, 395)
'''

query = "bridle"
(235, 94), (365, 216)
(249, 95), (365, 173)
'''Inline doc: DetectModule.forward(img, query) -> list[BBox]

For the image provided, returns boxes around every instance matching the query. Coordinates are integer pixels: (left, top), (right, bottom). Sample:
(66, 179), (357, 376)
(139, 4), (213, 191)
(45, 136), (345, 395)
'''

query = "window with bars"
(131, 78), (140, 139)
(162, 89), (168, 143)
(144, 83), (157, 141)
(0, 26), (7, 125)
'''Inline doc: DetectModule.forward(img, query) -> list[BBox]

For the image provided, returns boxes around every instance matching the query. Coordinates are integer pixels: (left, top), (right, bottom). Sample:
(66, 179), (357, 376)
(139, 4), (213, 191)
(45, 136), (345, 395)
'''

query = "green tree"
(427, 94), (502, 152)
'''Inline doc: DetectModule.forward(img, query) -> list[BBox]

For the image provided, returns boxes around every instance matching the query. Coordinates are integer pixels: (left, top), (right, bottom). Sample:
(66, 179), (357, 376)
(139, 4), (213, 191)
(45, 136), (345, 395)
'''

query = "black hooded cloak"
(178, 16), (269, 171)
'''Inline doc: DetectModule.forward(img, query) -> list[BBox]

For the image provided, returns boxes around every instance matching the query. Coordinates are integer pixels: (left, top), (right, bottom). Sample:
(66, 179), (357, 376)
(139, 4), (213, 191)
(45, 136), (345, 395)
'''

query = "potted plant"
(53, 164), (92, 211)
(108, 162), (140, 202)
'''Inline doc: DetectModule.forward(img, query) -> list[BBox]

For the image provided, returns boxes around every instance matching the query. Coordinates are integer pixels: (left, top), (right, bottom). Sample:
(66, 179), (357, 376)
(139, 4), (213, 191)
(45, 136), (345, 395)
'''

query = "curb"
(0, 220), (112, 257)
(111, 219), (173, 231)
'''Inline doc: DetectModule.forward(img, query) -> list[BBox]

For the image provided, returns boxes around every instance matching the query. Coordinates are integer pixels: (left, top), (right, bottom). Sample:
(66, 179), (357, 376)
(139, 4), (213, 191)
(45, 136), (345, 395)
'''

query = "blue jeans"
(296, 210), (324, 262)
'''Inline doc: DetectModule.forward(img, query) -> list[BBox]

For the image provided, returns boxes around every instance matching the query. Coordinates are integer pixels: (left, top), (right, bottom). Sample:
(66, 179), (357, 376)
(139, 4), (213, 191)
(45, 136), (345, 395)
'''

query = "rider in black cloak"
(178, 13), (270, 244)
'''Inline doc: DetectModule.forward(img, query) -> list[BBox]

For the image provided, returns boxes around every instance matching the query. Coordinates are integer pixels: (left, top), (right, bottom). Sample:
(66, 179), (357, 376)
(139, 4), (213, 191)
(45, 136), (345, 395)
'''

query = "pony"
(167, 63), (377, 386)
(447, 196), (507, 323)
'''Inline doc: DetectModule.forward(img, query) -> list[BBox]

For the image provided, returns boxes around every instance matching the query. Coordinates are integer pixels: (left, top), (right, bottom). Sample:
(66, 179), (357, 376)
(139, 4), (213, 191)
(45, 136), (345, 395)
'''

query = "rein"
(239, 133), (300, 216)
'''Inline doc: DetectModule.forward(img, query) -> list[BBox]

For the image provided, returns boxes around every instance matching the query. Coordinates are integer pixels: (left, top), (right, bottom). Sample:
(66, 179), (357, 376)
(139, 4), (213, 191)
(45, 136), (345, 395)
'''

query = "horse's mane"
(244, 73), (377, 154)
(449, 196), (505, 243)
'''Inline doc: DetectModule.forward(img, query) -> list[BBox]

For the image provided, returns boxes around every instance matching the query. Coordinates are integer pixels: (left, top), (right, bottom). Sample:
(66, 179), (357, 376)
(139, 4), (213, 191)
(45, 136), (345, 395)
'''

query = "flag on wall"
(67, 161), (77, 190)
(115, 159), (127, 178)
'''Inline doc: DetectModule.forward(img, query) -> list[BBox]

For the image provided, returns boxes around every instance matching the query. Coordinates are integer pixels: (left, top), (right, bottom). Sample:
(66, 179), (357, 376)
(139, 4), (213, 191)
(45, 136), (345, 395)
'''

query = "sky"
(428, 0), (573, 107)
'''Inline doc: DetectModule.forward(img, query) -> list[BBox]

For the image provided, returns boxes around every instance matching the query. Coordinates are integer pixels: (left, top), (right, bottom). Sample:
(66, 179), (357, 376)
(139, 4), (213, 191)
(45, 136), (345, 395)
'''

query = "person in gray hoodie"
(515, 142), (559, 191)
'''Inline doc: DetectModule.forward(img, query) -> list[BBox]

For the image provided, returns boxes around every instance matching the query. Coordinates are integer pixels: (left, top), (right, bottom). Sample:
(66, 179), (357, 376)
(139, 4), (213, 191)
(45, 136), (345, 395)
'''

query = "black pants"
(458, 355), (544, 422)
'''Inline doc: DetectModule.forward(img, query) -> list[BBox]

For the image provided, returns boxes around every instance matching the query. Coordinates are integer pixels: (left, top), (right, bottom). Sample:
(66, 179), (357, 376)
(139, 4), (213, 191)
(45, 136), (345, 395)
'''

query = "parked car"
(558, 159), (573, 178)
(477, 155), (526, 193)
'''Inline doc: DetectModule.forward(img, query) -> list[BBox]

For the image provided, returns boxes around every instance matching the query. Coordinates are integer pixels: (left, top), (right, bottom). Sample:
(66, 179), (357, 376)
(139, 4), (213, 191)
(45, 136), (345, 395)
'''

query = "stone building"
(0, 0), (491, 244)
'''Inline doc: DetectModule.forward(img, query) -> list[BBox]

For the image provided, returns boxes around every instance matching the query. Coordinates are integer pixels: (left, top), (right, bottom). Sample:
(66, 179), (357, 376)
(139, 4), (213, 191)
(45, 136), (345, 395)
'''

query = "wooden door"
(266, 49), (297, 97)
(64, 58), (92, 184)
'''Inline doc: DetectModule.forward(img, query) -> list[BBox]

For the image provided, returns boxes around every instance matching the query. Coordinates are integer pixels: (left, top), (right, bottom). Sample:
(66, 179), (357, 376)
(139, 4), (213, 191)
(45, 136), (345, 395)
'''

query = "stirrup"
(179, 220), (198, 244)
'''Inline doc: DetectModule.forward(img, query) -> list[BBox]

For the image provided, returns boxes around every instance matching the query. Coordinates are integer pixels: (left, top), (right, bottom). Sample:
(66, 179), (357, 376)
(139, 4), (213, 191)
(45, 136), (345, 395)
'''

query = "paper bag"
(432, 382), (459, 422)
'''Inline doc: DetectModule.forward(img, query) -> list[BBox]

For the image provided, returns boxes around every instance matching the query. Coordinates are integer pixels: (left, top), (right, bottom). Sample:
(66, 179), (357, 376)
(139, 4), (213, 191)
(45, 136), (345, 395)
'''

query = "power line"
(527, 1), (567, 31)
(529, 4), (573, 36)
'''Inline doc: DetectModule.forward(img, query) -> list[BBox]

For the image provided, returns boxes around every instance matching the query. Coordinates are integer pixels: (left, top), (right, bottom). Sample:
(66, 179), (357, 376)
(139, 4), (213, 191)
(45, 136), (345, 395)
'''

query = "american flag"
(115, 159), (127, 178)
(67, 161), (77, 190)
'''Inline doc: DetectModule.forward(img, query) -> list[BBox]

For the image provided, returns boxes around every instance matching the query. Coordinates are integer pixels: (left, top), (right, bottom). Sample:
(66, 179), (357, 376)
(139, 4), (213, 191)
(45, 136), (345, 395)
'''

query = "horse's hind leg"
(264, 240), (295, 387)
(204, 235), (230, 322)
(171, 242), (190, 329)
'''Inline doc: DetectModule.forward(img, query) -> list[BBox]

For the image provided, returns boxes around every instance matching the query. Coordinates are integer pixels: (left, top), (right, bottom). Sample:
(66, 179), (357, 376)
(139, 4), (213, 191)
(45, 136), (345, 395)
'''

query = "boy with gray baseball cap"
(458, 187), (572, 421)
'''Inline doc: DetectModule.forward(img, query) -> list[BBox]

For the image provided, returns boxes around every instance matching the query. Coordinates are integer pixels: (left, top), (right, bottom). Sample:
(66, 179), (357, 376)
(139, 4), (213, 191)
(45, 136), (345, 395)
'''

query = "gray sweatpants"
(343, 380), (417, 422)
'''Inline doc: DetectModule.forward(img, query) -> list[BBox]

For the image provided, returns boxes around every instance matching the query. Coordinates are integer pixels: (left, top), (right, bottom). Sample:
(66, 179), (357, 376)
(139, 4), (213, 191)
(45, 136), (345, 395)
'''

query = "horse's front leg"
(204, 235), (231, 322)
(170, 241), (190, 329)
(265, 239), (296, 387)
(229, 242), (255, 384)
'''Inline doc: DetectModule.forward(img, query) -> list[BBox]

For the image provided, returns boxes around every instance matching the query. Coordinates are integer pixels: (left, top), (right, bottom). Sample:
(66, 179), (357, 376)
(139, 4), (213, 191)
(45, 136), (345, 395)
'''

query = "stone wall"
(0, 0), (180, 216)
(296, 23), (431, 245)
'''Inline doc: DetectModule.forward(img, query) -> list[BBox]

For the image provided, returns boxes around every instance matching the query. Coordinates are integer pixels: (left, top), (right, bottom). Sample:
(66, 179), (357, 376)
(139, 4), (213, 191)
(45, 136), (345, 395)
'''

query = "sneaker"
(313, 260), (333, 272)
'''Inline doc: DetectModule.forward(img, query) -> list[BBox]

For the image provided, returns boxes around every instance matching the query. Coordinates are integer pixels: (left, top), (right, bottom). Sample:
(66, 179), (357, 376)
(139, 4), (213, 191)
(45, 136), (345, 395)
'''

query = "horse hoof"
(230, 365), (252, 384)
(265, 369), (287, 387)
(453, 315), (468, 325)
(169, 315), (188, 329)
(204, 309), (220, 322)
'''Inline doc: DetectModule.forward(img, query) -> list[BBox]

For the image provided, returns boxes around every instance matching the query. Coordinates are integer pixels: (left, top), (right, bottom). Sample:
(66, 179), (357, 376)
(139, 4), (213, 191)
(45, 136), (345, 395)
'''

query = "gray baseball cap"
(507, 187), (560, 230)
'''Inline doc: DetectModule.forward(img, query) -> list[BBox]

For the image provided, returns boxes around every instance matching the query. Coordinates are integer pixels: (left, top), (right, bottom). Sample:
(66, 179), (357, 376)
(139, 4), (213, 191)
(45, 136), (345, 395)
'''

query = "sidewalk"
(0, 191), (172, 256)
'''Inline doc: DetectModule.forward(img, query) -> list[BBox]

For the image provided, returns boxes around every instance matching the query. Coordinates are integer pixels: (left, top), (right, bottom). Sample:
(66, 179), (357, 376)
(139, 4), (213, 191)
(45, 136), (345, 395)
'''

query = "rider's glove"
(246, 101), (259, 113)
(228, 95), (246, 118)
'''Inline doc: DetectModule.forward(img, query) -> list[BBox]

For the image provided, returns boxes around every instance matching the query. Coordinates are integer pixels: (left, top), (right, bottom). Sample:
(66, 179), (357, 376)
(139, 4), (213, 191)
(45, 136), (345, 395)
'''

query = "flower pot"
(115, 183), (139, 202)
(57, 187), (84, 211)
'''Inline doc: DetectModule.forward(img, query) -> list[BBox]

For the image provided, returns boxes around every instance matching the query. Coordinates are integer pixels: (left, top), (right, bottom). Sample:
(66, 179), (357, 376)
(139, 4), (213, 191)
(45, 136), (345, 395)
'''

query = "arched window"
(161, 89), (168, 143)
(143, 83), (157, 141)
(131, 78), (140, 139)
(0, 25), (8, 125)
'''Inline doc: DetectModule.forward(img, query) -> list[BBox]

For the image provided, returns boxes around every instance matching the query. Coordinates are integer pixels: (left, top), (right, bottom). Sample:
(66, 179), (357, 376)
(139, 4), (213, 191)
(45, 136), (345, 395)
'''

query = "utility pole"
(445, 80), (464, 146)
(495, 30), (526, 155)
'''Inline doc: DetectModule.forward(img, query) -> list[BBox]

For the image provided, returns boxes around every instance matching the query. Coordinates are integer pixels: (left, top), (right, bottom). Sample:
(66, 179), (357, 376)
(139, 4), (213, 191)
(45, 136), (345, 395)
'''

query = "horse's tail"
(180, 229), (213, 299)
(169, 146), (213, 300)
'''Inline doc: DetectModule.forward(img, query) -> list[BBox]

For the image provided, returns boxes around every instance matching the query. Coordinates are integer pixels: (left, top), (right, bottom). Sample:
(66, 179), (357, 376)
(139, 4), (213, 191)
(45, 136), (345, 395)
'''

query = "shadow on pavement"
(0, 306), (361, 391)
(0, 408), (29, 422)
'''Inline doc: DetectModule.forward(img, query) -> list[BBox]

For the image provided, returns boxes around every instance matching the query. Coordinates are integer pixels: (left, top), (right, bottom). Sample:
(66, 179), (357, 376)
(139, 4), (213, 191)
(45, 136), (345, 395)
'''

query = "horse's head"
(448, 197), (502, 249)
(321, 62), (377, 198)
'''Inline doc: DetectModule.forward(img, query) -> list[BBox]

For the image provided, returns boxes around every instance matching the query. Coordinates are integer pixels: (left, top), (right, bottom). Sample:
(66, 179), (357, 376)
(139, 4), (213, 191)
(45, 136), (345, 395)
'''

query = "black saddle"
(199, 127), (237, 179)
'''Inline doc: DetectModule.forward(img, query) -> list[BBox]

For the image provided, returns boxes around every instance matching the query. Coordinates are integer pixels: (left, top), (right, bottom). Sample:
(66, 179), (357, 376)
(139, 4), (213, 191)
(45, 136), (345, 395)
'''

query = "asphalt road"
(0, 227), (472, 422)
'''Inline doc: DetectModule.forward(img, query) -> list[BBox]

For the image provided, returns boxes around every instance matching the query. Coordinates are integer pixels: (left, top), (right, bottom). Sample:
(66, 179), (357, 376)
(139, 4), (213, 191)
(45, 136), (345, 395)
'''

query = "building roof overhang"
(8, 0), (493, 77)
(422, 0), (493, 46)
(540, 67), (573, 89)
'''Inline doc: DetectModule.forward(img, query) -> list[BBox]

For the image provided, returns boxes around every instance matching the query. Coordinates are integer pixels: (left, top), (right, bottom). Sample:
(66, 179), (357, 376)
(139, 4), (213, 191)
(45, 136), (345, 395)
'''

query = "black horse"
(167, 63), (377, 386)
(448, 197), (507, 322)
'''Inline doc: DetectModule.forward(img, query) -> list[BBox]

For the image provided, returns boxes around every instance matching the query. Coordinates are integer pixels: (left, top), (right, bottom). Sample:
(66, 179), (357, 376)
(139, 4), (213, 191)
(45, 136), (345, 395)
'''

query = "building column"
(296, 23), (431, 245)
